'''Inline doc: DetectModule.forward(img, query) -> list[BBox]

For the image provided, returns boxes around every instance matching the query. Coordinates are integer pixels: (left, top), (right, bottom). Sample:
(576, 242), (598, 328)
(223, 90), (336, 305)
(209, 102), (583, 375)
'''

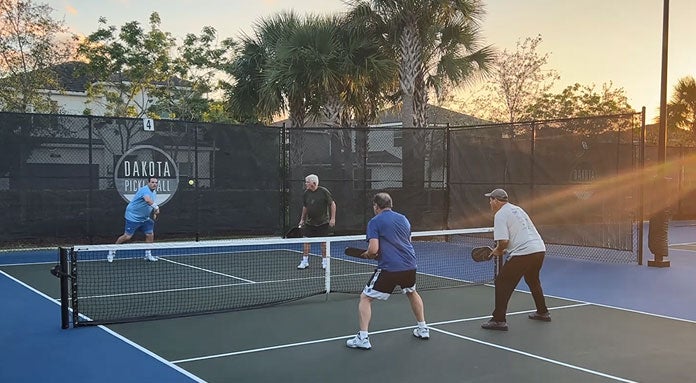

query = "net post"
(324, 240), (331, 300)
(70, 247), (80, 326)
(58, 247), (71, 329)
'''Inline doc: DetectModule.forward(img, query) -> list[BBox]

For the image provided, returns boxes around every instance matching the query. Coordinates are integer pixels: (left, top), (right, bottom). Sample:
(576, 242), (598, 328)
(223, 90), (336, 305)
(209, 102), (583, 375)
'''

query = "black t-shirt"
(303, 186), (333, 226)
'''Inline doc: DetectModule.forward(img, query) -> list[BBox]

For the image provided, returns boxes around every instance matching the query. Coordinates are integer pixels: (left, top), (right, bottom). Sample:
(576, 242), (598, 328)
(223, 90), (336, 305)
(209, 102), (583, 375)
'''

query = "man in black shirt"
(297, 174), (336, 269)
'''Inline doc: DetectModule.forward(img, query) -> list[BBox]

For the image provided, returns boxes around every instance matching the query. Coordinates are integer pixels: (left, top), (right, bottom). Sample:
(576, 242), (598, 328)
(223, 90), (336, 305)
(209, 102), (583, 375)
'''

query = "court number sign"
(114, 145), (180, 206)
(143, 118), (154, 131)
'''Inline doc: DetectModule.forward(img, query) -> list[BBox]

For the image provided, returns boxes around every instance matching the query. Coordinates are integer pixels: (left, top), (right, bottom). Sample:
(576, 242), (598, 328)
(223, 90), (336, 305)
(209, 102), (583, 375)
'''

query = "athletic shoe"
(322, 258), (328, 269)
(413, 327), (430, 339)
(107, 250), (115, 263)
(528, 312), (552, 322)
(346, 334), (371, 350)
(144, 254), (158, 262)
(481, 320), (508, 331)
(297, 260), (309, 269)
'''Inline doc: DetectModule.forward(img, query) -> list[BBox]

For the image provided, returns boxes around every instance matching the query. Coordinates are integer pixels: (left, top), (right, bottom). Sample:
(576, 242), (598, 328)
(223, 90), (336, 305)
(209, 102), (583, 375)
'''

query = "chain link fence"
(4, 111), (692, 263)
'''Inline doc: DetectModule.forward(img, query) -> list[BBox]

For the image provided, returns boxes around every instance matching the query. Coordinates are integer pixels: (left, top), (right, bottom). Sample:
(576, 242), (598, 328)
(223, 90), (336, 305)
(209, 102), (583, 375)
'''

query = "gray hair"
(373, 192), (393, 209)
(305, 174), (319, 185)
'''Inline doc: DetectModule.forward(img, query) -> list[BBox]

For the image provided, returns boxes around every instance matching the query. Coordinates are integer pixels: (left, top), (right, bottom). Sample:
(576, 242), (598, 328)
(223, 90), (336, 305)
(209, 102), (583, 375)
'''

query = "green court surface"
(106, 287), (694, 383)
(5, 254), (693, 383)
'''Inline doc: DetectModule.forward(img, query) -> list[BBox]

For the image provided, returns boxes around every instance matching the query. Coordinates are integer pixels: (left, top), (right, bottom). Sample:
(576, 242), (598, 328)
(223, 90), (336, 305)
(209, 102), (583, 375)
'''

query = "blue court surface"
(1, 222), (695, 383)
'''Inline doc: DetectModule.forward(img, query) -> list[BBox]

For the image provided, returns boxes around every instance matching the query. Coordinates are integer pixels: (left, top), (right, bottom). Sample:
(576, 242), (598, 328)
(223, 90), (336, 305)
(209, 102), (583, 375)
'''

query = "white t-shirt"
(493, 203), (546, 257)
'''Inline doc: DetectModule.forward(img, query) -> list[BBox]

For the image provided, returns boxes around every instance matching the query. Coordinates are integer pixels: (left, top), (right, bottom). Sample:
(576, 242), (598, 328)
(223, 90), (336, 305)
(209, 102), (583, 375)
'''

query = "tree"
(227, 11), (396, 128)
(449, 35), (559, 123)
(150, 26), (236, 122)
(328, 18), (397, 128)
(78, 13), (176, 120)
(78, 13), (237, 153)
(527, 82), (635, 137)
(347, 0), (493, 195)
(348, 0), (492, 127)
(662, 76), (696, 142)
(226, 11), (302, 126)
(0, 0), (77, 112)
(77, 12), (177, 155)
(528, 82), (633, 120)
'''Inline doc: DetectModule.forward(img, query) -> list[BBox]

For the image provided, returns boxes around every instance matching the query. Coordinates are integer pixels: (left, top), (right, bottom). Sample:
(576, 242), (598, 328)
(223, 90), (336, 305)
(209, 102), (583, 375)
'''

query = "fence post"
(530, 122), (536, 215)
(87, 116), (93, 244)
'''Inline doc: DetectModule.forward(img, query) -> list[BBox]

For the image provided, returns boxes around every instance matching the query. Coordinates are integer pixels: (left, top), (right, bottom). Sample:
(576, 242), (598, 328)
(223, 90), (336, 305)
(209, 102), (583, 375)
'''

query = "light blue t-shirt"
(125, 185), (157, 222)
(366, 209), (417, 272)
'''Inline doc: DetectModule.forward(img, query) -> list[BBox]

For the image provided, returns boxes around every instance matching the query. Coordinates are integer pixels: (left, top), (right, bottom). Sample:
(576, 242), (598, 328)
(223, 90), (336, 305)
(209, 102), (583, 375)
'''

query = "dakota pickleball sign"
(114, 145), (179, 206)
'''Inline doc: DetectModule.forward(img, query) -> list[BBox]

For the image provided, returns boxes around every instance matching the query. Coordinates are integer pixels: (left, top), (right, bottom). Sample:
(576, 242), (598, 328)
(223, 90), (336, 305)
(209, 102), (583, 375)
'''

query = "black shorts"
(302, 223), (330, 237)
(362, 269), (417, 300)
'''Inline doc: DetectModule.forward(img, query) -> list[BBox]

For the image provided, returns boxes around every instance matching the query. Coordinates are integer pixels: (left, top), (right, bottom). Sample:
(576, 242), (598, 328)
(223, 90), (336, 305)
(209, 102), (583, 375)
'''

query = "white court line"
(0, 270), (207, 383)
(171, 303), (588, 364)
(172, 301), (639, 382)
(159, 258), (256, 283)
(430, 327), (638, 383)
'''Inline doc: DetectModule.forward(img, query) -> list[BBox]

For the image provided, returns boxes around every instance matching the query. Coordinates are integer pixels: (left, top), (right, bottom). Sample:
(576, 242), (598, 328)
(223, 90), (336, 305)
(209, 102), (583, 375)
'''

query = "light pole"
(648, 0), (670, 267)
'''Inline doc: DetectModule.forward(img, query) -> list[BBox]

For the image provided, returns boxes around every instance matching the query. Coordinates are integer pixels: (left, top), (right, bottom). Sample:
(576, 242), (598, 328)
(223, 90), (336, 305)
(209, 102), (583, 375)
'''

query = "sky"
(44, 0), (696, 121)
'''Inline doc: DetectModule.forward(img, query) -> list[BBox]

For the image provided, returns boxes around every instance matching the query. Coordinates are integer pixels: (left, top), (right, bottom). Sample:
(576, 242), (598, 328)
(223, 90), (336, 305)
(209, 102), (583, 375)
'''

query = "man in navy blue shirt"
(346, 192), (429, 350)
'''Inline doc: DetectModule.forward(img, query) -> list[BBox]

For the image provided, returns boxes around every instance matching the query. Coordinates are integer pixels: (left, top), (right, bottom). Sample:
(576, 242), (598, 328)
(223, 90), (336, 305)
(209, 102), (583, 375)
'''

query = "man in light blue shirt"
(107, 177), (160, 262)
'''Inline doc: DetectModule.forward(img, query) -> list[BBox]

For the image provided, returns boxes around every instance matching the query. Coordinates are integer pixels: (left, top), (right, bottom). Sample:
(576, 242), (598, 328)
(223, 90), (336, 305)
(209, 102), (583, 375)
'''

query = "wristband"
(152, 204), (159, 210)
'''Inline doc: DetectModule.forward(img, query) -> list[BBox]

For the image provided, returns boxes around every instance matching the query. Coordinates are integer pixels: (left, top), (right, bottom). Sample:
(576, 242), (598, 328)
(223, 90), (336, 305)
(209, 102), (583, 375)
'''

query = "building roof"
(376, 104), (488, 127)
(366, 150), (400, 164)
(2, 61), (191, 93)
(52, 61), (91, 92)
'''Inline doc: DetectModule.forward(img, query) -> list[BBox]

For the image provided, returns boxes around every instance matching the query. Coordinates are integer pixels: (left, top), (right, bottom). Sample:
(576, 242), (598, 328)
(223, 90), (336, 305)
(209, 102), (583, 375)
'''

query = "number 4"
(143, 118), (154, 131)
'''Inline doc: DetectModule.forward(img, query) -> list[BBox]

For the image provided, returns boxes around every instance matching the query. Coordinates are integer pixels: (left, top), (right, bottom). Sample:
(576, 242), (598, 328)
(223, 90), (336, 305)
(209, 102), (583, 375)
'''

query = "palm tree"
(346, 0), (494, 191)
(335, 17), (399, 127)
(228, 10), (398, 127)
(267, 14), (397, 198)
(226, 11), (302, 125)
(664, 76), (696, 142)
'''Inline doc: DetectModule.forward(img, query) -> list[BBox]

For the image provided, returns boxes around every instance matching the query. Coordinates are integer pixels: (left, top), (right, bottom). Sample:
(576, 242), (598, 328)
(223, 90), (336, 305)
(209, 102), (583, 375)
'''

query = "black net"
(68, 228), (495, 326)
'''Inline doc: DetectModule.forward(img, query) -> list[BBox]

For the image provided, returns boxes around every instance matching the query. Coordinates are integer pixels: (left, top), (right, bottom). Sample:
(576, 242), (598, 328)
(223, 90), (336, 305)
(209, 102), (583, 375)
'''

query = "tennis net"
(57, 228), (494, 327)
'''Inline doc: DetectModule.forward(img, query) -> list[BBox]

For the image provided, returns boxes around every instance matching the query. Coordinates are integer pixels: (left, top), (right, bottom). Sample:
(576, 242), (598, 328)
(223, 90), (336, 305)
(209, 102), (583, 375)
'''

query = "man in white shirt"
(481, 188), (551, 331)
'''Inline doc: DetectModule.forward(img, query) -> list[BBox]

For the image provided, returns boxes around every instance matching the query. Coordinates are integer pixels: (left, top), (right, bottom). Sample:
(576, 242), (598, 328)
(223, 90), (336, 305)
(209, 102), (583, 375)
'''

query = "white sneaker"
(297, 260), (309, 269)
(107, 250), (115, 263)
(346, 334), (371, 350)
(413, 327), (430, 339)
(322, 258), (328, 269)
(144, 253), (158, 262)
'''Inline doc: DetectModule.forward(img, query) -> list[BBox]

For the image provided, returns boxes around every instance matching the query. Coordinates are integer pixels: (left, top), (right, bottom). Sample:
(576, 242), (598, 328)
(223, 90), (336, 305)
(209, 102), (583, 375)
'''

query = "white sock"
(302, 256), (309, 261)
(418, 321), (427, 328)
(359, 331), (368, 339)
(145, 250), (152, 257)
